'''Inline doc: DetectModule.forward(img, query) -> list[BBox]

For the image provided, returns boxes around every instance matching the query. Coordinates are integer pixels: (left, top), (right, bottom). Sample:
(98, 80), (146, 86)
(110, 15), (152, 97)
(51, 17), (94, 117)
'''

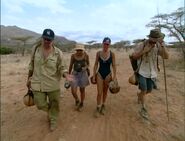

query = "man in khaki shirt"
(132, 29), (169, 119)
(27, 29), (70, 131)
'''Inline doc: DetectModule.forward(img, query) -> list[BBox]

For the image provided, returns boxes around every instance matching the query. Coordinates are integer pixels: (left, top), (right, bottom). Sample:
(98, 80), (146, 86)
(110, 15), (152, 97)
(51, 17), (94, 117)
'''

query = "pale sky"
(1, 0), (183, 43)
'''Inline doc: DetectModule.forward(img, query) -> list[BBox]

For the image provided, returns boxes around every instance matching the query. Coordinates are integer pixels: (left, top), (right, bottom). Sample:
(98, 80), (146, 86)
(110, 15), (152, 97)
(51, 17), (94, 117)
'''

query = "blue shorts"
(138, 74), (156, 92)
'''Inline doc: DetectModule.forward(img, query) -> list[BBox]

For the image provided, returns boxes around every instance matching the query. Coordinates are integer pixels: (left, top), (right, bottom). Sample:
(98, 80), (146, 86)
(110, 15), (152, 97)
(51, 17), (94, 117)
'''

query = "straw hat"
(74, 44), (85, 51)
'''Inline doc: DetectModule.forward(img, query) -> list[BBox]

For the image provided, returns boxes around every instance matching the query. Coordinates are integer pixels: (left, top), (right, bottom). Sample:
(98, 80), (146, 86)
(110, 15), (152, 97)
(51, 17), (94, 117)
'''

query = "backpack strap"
(31, 43), (40, 72)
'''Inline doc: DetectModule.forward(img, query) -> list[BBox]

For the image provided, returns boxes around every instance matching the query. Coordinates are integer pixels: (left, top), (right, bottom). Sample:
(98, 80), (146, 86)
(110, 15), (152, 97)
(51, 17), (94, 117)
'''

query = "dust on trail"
(1, 49), (184, 141)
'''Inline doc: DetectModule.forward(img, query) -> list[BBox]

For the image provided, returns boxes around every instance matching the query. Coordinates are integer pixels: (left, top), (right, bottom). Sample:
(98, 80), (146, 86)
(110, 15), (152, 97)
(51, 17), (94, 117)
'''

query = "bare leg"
(102, 82), (109, 104)
(79, 87), (85, 103)
(102, 74), (112, 104)
(138, 90), (149, 118)
(76, 87), (85, 111)
(96, 74), (103, 106)
(71, 87), (79, 105)
(94, 74), (103, 117)
(138, 90), (147, 108)
(146, 90), (152, 94)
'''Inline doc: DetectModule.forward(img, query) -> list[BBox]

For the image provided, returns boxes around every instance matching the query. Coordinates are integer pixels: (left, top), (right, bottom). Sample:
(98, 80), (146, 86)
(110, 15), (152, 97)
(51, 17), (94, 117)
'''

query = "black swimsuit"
(98, 51), (112, 80)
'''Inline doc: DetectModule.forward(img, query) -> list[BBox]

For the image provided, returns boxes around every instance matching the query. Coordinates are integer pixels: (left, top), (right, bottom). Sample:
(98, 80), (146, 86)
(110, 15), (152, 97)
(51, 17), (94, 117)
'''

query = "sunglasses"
(76, 49), (83, 51)
(103, 43), (110, 46)
(149, 40), (157, 44)
(44, 38), (52, 42)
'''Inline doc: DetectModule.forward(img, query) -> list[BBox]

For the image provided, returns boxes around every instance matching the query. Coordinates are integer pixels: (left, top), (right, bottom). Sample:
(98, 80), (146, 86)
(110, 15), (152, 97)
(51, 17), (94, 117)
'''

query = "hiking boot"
(94, 107), (101, 118)
(100, 104), (105, 115)
(50, 120), (57, 131)
(77, 102), (83, 112)
(139, 107), (149, 119)
(75, 100), (80, 106)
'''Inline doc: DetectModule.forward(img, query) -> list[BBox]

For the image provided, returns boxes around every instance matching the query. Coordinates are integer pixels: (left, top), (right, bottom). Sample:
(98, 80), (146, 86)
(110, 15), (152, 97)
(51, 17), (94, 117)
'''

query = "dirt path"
(1, 49), (184, 141)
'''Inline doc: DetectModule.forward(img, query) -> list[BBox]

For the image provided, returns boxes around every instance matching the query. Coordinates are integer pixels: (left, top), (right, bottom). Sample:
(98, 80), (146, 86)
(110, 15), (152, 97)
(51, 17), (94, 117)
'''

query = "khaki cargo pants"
(33, 90), (60, 123)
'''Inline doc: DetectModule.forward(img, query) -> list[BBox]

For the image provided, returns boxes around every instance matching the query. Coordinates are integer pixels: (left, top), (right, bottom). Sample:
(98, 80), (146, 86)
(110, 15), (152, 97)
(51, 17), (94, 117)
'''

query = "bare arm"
(68, 55), (74, 74)
(93, 52), (99, 76)
(86, 54), (90, 67)
(132, 50), (144, 60)
(111, 52), (117, 80)
(132, 41), (152, 60)
(158, 42), (169, 59)
(132, 42), (145, 60)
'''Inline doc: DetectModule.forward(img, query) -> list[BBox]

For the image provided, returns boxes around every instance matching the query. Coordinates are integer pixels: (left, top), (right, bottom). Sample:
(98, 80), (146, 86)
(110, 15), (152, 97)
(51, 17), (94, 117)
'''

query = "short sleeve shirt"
(134, 41), (159, 78)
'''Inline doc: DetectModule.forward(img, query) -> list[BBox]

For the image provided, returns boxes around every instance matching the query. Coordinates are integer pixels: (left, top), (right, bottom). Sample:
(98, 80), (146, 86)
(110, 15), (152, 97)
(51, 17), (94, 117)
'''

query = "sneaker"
(94, 107), (101, 118)
(77, 102), (83, 112)
(139, 107), (149, 119)
(100, 104), (105, 115)
(50, 120), (57, 131)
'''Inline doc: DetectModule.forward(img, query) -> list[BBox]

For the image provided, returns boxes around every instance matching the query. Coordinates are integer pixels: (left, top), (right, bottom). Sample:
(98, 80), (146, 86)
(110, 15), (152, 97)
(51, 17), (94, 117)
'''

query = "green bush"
(0, 47), (15, 54)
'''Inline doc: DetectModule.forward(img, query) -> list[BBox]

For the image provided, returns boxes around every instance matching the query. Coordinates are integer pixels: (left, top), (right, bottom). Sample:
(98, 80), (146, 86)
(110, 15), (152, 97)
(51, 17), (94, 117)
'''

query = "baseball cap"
(103, 37), (111, 44)
(42, 29), (55, 40)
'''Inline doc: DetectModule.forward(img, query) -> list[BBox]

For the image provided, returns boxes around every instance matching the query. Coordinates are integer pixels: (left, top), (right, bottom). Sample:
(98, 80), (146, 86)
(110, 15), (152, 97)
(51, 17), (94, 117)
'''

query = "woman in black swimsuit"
(92, 37), (117, 117)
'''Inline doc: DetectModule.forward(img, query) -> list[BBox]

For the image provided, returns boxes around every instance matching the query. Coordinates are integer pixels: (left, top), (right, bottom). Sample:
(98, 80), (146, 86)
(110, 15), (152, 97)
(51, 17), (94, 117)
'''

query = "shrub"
(0, 47), (15, 54)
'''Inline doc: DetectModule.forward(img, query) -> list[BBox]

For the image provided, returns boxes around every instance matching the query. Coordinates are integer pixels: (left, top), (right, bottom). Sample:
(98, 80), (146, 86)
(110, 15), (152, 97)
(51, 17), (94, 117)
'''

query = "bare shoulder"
(96, 51), (101, 56)
(84, 51), (89, 57)
(134, 41), (146, 52)
(110, 51), (115, 57)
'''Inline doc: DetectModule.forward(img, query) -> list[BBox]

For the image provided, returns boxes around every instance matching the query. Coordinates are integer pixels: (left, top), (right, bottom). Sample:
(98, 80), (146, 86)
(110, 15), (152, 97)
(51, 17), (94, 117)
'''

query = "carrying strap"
(31, 43), (40, 72)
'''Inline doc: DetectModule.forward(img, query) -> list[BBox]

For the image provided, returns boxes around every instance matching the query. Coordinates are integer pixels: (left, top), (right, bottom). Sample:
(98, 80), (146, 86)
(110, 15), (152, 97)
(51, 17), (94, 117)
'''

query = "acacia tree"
(12, 36), (33, 56)
(146, 7), (184, 42)
(113, 40), (131, 51)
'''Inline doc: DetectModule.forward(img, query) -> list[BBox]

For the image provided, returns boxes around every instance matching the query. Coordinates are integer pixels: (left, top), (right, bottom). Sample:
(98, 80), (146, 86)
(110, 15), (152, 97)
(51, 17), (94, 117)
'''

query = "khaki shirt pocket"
(44, 58), (57, 75)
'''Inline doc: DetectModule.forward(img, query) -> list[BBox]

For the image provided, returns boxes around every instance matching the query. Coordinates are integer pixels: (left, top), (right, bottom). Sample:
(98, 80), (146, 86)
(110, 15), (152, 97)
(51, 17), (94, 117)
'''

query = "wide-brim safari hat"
(74, 44), (85, 51)
(147, 29), (164, 41)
